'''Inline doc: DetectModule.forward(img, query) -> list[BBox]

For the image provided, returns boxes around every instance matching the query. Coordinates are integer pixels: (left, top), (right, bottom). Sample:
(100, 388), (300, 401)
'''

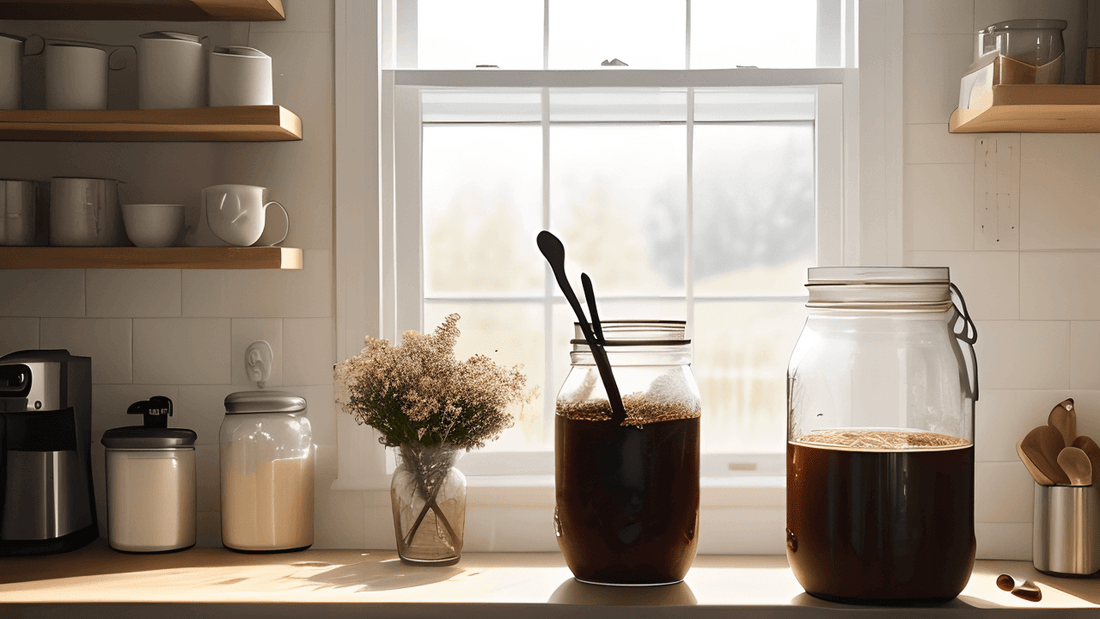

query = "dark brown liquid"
(787, 435), (975, 603)
(555, 415), (700, 585)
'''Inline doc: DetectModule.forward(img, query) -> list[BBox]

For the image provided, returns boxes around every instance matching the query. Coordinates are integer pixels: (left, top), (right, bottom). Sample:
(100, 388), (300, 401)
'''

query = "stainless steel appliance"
(0, 350), (97, 555)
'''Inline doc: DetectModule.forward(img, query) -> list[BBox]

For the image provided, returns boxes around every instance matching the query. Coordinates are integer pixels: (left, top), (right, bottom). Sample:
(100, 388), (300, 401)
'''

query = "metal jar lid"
(224, 390), (306, 414)
(806, 266), (954, 311)
(102, 427), (196, 450)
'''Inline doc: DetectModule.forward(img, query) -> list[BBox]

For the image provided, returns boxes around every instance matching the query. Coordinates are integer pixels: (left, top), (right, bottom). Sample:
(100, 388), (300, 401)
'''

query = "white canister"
(209, 46), (272, 107)
(0, 180), (40, 246)
(0, 33), (23, 110)
(220, 391), (313, 553)
(46, 43), (108, 110)
(138, 32), (205, 110)
(50, 177), (123, 246)
(102, 397), (197, 554)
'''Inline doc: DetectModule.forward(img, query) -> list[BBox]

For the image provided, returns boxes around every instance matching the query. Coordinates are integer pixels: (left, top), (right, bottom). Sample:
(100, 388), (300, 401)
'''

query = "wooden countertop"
(1, 540), (1099, 617)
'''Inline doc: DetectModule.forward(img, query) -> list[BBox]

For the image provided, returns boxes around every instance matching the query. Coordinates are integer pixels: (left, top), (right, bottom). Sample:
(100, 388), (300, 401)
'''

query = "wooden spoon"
(1017, 440), (1053, 485)
(1047, 398), (1077, 448)
(1021, 425), (1070, 485)
(1057, 446), (1093, 486)
(1071, 436), (1100, 486)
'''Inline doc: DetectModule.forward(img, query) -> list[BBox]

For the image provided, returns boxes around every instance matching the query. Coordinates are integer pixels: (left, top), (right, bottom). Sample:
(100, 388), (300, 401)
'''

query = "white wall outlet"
(245, 340), (273, 388)
(974, 136), (1020, 250)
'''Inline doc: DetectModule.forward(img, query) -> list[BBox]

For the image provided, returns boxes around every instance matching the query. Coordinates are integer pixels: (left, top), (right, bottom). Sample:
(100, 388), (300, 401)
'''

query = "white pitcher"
(202, 184), (289, 247)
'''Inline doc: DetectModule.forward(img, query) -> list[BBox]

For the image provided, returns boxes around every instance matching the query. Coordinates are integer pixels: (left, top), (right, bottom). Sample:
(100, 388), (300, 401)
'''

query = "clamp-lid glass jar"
(219, 390), (313, 552)
(786, 267), (979, 602)
(554, 320), (701, 586)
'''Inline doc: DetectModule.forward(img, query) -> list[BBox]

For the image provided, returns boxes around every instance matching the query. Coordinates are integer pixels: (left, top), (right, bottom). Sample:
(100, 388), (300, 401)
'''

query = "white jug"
(202, 184), (289, 247)
(0, 180), (38, 246)
(0, 33), (23, 110)
(138, 32), (205, 109)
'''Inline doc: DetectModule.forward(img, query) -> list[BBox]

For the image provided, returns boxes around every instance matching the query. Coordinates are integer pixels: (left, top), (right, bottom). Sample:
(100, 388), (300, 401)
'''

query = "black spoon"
(581, 273), (604, 343)
(536, 231), (625, 421)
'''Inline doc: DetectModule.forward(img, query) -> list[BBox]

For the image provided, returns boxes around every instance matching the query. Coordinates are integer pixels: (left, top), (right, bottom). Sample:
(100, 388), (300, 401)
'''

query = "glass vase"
(390, 443), (467, 565)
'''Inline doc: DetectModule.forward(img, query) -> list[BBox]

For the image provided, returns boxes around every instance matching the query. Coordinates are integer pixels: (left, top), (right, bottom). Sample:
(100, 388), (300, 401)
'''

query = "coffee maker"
(0, 350), (97, 555)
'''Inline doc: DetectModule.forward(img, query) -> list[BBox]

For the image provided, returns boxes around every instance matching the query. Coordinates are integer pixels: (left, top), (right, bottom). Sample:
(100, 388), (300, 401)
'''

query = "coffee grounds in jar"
(557, 371), (701, 427)
(795, 428), (970, 451)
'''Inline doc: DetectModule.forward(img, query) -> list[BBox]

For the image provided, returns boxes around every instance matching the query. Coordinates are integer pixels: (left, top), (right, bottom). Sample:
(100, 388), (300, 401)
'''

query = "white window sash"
(333, 2), (905, 557)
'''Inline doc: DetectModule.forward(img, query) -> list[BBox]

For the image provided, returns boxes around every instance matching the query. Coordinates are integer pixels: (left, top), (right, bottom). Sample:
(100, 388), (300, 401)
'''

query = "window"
(374, 0), (854, 480)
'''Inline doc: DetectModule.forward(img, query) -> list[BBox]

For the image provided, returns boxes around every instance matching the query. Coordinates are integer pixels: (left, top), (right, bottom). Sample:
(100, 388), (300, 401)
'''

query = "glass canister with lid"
(554, 320), (701, 586)
(786, 267), (979, 603)
(219, 390), (314, 552)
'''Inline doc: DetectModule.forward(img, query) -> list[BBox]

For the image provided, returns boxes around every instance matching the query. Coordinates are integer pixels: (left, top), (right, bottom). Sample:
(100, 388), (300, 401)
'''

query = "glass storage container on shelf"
(555, 320), (701, 586)
(219, 391), (314, 553)
(786, 267), (979, 603)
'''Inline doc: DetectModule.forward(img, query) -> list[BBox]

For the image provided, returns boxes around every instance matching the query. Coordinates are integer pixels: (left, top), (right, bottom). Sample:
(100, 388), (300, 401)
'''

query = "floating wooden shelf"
(0, 106), (302, 142)
(0, 0), (285, 21)
(0, 247), (303, 269)
(950, 84), (1100, 133)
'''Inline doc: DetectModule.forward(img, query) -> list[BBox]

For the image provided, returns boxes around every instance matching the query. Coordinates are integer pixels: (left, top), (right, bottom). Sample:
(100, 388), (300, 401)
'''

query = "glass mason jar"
(554, 320), (701, 586)
(786, 267), (979, 603)
(390, 443), (467, 566)
(219, 391), (314, 553)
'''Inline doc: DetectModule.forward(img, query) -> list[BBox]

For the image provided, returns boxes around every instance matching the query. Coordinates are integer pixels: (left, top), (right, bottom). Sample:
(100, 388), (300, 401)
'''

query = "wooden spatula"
(1071, 435), (1100, 486)
(1021, 425), (1070, 485)
(1057, 446), (1093, 486)
(1017, 440), (1054, 485)
(1047, 398), (1077, 448)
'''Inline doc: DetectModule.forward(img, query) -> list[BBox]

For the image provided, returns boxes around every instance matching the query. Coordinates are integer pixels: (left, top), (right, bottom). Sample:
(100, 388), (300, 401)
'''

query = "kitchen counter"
(1, 540), (1099, 618)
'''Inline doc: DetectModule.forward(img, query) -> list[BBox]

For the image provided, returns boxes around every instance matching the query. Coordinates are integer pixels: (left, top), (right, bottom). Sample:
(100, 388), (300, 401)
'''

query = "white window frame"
(333, 0), (903, 553)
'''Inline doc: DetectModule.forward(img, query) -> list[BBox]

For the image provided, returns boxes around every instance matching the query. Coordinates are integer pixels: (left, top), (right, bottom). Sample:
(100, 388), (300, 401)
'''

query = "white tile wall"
(904, 0), (1100, 562)
(0, 270), (84, 317)
(86, 270), (182, 317)
(133, 318), (231, 385)
(40, 318), (132, 384)
(0, 318), (39, 355)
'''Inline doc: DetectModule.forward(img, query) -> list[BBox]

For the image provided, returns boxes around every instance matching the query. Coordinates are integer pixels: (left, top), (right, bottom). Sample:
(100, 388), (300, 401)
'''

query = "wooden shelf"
(0, 106), (302, 142)
(950, 84), (1100, 133)
(0, 246), (303, 269)
(0, 0), (285, 21)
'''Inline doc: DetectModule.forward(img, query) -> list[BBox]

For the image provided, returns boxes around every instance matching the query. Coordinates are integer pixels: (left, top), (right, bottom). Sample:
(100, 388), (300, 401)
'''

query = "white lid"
(224, 390), (306, 414)
(808, 266), (949, 284)
(806, 266), (954, 310)
(140, 31), (201, 43)
(212, 46), (269, 58)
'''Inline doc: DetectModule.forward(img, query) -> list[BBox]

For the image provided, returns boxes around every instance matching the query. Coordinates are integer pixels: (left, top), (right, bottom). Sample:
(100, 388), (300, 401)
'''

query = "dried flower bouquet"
(335, 314), (533, 561)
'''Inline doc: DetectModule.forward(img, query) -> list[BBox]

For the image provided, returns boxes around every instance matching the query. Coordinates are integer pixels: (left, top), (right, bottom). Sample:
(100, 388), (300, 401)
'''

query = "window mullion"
(542, 85), (554, 432)
(686, 86), (695, 345)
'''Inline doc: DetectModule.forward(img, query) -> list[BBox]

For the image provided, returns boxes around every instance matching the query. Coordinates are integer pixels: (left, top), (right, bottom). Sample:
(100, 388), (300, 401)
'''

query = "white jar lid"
(806, 266), (954, 310)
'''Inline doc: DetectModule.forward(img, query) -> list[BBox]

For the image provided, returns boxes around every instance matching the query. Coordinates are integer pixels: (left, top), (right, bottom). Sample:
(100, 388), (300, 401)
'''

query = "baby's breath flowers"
(335, 314), (535, 450)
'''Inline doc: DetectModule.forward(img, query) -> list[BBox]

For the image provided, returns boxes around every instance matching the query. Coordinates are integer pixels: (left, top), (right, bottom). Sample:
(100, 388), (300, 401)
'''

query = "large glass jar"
(555, 320), (701, 586)
(220, 391), (314, 552)
(786, 267), (979, 603)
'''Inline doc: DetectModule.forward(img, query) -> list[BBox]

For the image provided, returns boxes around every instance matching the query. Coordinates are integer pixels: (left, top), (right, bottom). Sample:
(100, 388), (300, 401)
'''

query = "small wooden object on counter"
(996, 573), (1015, 592)
(1048, 398), (1077, 448)
(950, 84), (1100, 133)
(0, 106), (302, 142)
(0, 0), (285, 21)
(1072, 435), (1100, 485)
(0, 247), (303, 270)
(1056, 447), (1093, 487)
(1012, 580), (1043, 603)
(1021, 426), (1070, 486)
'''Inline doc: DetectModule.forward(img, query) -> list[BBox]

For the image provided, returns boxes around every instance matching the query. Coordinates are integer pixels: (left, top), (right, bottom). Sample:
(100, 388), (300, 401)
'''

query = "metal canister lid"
(224, 390), (306, 414)
(102, 427), (197, 449)
(807, 266), (949, 284)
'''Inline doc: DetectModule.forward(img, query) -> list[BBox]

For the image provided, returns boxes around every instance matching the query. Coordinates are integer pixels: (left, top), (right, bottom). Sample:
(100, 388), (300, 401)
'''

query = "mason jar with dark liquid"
(786, 267), (979, 603)
(554, 320), (701, 586)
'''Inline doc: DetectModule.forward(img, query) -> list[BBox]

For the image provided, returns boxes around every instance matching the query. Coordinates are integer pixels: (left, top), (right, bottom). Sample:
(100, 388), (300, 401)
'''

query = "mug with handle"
(202, 184), (289, 247)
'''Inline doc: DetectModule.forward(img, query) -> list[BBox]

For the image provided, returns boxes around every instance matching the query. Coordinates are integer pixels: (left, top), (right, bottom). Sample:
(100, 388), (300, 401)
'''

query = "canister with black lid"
(101, 396), (196, 553)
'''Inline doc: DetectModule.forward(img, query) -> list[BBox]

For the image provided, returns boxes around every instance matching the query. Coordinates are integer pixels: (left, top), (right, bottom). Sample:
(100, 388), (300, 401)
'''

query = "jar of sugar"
(219, 391), (313, 552)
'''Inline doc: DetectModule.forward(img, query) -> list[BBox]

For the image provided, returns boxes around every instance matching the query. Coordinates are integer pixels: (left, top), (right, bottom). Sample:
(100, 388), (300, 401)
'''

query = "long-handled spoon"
(1057, 446), (1093, 486)
(1017, 440), (1054, 486)
(581, 273), (604, 343)
(537, 231), (625, 421)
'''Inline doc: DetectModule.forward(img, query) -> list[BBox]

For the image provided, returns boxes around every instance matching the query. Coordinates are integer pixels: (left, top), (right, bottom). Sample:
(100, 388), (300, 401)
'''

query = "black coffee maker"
(0, 350), (97, 555)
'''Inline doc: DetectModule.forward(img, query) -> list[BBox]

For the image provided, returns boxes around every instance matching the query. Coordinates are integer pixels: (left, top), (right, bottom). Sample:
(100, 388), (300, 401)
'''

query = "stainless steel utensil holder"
(1033, 483), (1100, 576)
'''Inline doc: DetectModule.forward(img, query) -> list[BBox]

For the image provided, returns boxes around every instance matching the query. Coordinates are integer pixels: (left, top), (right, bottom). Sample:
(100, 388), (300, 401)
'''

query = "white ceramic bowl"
(122, 203), (184, 248)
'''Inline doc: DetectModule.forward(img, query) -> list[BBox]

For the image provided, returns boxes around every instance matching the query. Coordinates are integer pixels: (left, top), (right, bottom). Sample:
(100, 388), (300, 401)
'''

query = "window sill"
(1, 539), (1096, 617)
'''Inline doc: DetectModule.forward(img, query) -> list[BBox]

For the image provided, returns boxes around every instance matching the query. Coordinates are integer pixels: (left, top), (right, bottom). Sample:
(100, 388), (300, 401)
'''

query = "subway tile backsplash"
(905, 0), (1100, 561)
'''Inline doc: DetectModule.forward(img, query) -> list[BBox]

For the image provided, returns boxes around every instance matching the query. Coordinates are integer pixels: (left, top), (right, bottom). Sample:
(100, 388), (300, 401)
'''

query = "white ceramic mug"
(138, 32), (205, 110)
(0, 33), (24, 110)
(208, 46), (272, 107)
(50, 177), (123, 246)
(202, 184), (289, 247)
(46, 43), (108, 110)
(0, 180), (37, 246)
